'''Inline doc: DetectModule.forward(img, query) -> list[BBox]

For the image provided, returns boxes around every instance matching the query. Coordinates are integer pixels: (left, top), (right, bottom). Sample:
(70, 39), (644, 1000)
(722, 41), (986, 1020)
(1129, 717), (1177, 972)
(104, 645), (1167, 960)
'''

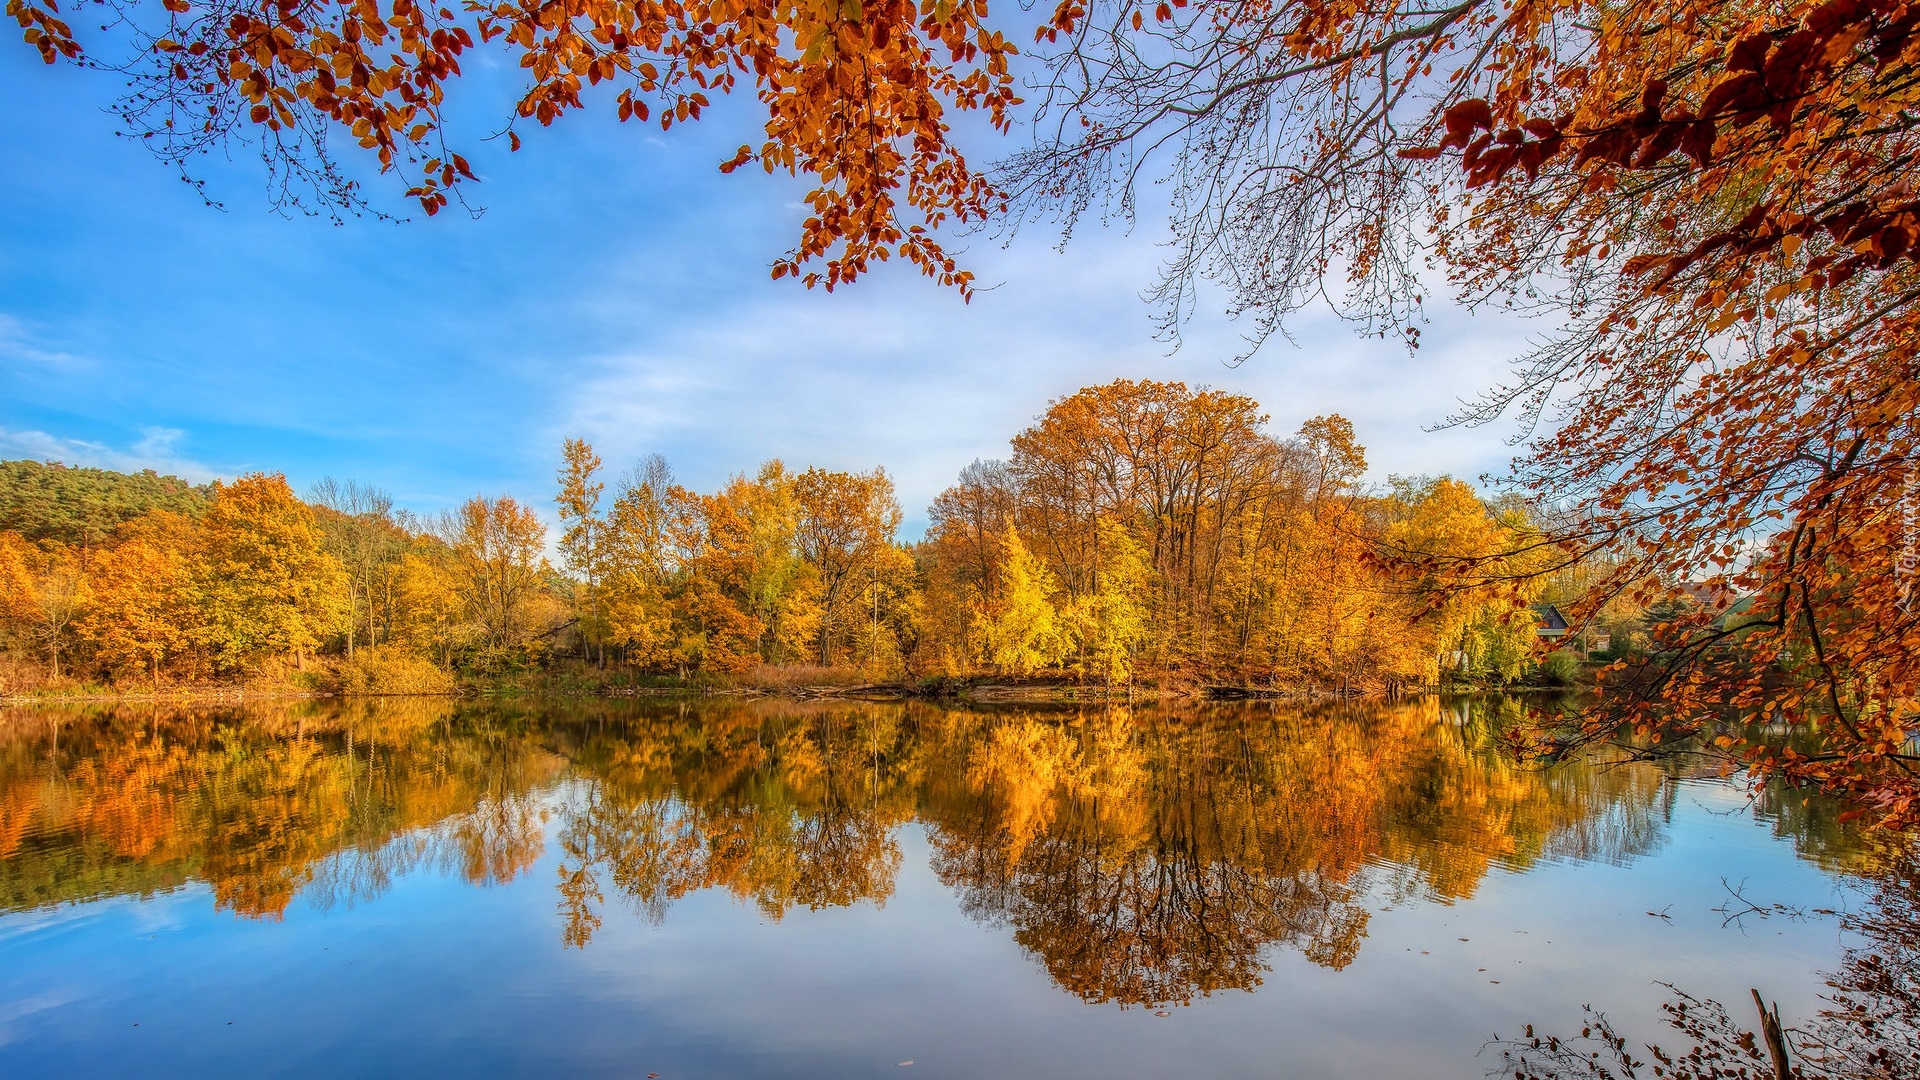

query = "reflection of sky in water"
(0, 708), (1873, 1079)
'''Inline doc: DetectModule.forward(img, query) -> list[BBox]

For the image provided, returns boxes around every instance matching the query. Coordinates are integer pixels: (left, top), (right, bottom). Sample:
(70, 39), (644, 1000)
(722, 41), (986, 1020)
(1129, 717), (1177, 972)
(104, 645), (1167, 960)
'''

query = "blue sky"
(0, 37), (1547, 537)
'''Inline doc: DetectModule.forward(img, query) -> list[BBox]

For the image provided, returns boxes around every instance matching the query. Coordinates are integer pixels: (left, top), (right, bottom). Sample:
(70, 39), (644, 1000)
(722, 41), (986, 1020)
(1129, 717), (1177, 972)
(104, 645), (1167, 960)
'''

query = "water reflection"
(0, 697), (1813, 1008)
(0, 701), (554, 917)
(918, 702), (1667, 1003)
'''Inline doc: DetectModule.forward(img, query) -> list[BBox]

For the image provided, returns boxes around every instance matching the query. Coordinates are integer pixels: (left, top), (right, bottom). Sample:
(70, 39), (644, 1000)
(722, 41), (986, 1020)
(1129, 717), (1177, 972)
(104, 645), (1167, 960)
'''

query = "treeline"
(914, 381), (1554, 689)
(0, 380), (1571, 695)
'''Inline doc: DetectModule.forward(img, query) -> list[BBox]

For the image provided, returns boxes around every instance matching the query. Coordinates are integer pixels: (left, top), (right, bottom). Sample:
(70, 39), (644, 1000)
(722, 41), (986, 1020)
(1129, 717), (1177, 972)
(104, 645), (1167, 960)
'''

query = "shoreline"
(0, 676), (1580, 709)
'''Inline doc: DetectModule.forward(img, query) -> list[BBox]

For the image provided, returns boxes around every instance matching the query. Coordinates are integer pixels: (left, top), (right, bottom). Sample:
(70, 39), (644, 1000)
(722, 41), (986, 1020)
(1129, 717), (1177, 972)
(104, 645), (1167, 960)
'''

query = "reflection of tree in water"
(920, 700), (1669, 1007)
(1377, 698), (1672, 901)
(551, 704), (914, 947)
(0, 700), (560, 917)
(1496, 845), (1918, 1080)
(923, 712), (1368, 1004)
(0, 696), (1719, 1010)
(306, 790), (551, 914)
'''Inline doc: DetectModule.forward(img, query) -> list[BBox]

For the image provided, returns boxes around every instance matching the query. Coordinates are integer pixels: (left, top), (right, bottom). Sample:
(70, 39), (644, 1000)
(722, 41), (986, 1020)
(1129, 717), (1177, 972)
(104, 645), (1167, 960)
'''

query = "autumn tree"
(1009, 380), (1281, 668)
(979, 525), (1071, 676)
(728, 463), (809, 665)
(601, 455), (678, 668)
(792, 467), (902, 667)
(389, 546), (469, 667)
(916, 384), (1481, 689)
(1062, 518), (1150, 686)
(197, 473), (347, 672)
(441, 495), (552, 654)
(1381, 477), (1549, 686)
(77, 510), (202, 683)
(919, 459), (1021, 673)
(0, 532), (54, 670)
(924, 382), (1442, 688)
(32, 551), (88, 679)
(309, 477), (409, 659)
(555, 439), (608, 665)
(663, 483), (767, 675)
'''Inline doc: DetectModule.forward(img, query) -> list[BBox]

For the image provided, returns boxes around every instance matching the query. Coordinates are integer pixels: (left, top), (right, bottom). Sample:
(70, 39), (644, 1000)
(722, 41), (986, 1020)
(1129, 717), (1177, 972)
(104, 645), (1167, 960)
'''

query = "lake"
(0, 697), (1887, 1078)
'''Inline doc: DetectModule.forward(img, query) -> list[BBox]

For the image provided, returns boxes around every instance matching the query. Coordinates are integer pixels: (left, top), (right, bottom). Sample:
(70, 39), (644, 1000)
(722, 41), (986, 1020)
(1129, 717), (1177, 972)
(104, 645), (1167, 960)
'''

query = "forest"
(0, 379), (1637, 698)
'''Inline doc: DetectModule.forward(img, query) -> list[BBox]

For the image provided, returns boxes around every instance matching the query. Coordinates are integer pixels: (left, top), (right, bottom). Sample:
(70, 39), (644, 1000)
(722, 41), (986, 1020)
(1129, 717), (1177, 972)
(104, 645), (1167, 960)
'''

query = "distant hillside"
(0, 459), (214, 547)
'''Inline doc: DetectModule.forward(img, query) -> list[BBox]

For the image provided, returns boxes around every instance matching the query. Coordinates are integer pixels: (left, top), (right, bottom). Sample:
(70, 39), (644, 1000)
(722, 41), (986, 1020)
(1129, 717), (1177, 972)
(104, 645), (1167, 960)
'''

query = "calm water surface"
(0, 697), (1883, 1078)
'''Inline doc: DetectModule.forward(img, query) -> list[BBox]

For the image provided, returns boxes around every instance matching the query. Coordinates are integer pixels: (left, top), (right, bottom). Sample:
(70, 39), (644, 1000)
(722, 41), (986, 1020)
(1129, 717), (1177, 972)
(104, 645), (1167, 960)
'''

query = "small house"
(1533, 604), (1571, 640)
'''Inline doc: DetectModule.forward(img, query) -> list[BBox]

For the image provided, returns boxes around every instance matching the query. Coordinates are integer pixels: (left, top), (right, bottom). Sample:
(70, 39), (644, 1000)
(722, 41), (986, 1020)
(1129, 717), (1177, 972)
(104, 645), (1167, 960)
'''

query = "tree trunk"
(1750, 989), (1791, 1080)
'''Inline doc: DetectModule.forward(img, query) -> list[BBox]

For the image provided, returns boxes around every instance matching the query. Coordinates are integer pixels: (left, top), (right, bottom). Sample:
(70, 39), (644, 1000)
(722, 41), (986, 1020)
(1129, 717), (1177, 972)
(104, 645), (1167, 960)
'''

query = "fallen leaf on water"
(1155, 1010), (1170, 1017)
(898, 1061), (914, 1067)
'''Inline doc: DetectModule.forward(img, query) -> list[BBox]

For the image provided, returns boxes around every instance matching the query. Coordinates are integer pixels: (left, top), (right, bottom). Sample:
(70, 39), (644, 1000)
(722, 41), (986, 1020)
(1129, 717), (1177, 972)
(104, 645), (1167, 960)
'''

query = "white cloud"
(0, 425), (221, 483)
(0, 313), (84, 368)
(554, 223), (1550, 534)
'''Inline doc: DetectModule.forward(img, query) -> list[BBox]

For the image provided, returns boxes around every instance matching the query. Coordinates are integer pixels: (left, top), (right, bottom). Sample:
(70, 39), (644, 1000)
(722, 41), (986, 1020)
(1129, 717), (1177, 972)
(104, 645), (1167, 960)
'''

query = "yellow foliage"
(328, 644), (457, 696)
(979, 526), (1071, 676)
(198, 473), (347, 672)
(78, 511), (200, 682)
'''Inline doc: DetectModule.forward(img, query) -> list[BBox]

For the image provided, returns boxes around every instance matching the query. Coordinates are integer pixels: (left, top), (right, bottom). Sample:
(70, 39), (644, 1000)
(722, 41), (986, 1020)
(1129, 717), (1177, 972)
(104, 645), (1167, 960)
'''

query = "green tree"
(0, 459), (209, 550)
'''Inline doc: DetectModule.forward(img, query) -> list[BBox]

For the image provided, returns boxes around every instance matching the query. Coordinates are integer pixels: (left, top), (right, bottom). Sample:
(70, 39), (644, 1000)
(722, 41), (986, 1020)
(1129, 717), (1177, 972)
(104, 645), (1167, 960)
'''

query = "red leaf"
(1443, 99), (1494, 136)
(1698, 71), (1765, 118)
(1679, 119), (1717, 168)
(1764, 30), (1822, 97)
(1633, 124), (1684, 167)
(1728, 31), (1771, 73)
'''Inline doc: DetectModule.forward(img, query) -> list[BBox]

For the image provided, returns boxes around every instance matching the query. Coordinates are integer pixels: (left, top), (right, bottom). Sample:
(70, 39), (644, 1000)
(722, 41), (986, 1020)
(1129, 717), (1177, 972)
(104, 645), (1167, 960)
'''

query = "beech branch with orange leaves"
(6, 0), (1021, 293)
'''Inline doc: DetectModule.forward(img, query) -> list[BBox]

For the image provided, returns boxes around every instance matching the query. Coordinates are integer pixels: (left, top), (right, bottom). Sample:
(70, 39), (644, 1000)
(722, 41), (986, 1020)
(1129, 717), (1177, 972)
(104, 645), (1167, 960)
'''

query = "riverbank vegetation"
(1, 381), (1673, 702)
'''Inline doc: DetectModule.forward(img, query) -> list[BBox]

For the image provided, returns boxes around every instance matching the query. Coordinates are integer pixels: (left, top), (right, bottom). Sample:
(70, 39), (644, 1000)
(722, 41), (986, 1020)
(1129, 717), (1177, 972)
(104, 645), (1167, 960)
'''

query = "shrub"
(1535, 649), (1582, 687)
(328, 645), (456, 696)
